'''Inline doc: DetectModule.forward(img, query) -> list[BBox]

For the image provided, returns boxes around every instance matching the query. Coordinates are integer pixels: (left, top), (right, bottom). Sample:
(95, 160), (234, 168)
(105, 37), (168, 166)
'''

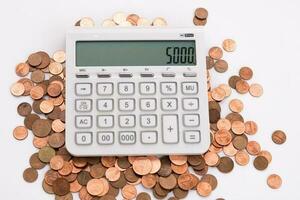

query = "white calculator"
(66, 27), (210, 156)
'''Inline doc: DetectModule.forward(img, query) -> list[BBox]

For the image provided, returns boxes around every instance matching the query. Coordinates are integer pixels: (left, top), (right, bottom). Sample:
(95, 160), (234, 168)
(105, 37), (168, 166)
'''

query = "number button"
(97, 115), (114, 128)
(161, 82), (177, 95)
(161, 98), (177, 111)
(140, 99), (156, 111)
(119, 132), (136, 144)
(183, 98), (199, 110)
(97, 83), (113, 95)
(118, 83), (134, 95)
(75, 99), (92, 112)
(182, 82), (198, 94)
(140, 115), (157, 128)
(119, 115), (135, 128)
(119, 99), (135, 111)
(184, 131), (201, 143)
(76, 132), (92, 145)
(140, 82), (156, 95)
(141, 132), (157, 144)
(75, 83), (92, 96)
(183, 114), (200, 127)
(98, 132), (114, 145)
(97, 99), (113, 111)
(75, 116), (92, 128)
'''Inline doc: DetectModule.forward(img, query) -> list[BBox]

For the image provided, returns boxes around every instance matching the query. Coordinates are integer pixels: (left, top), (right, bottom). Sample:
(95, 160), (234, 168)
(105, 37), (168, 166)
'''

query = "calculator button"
(140, 82), (156, 95)
(97, 115), (114, 128)
(162, 115), (179, 144)
(161, 98), (177, 111)
(140, 99), (157, 111)
(97, 83), (113, 95)
(182, 82), (198, 94)
(76, 74), (89, 78)
(75, 116), (92, 128)
(140, 72), (154, 77)
(119, 99), (135, 111)
(75, 99), (92, 112)
(161, 82), (177, 95)
(140, 115), (157, 128)
(183, 72), (197, 77)
(119, 115), (135, 128)
(162, 72), (175, 77)
(183, 98), (199, 111)
(97, 132), (114, 145)
(76, 132), (92, 145)
(119, 72), (133, 77)
(183, 114), (200, 127)
(141, 131), (158, 144)
(97, 73), (111, 78)
(118, 83), (135, 95)
(184, 131), (201, 143)
(75, 83), (92, 96)
(97, 99), (113, 111)
(119, 132), (136, 144)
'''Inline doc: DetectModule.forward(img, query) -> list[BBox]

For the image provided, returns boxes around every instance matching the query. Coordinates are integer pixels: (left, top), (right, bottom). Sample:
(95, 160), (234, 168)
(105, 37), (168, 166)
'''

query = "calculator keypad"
(72, 77), (203, 152)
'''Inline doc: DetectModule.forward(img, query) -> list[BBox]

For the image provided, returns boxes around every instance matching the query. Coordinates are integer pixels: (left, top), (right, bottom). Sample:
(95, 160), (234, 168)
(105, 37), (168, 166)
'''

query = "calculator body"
(66, 27), (210, 156)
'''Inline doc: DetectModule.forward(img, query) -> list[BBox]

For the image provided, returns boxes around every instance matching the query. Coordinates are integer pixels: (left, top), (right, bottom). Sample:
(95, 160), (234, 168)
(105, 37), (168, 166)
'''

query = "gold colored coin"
(229, 99), (244, 113)
(79, 17), (95, 27)
(153, 17), (168, 26)
(53, 51), (66, 63)
(222, 39), (237, 52)
(10, 82), (25, 96)
(249, 83), (263, 97)
(209, 47), (223, 60)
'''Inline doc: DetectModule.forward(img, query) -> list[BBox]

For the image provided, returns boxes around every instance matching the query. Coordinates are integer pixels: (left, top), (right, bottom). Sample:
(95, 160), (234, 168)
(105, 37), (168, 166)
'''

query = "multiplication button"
(76, 132), (92, 145)
(161, 98), (177, 111)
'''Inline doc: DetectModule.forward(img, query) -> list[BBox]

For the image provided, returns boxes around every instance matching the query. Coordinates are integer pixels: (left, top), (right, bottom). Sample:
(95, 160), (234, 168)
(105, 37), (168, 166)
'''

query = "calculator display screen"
(76, 40), (196, 66)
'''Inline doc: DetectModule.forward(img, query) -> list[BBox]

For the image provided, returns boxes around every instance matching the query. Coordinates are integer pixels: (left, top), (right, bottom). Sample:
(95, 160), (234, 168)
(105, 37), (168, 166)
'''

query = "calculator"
(66, 27), (210, 156)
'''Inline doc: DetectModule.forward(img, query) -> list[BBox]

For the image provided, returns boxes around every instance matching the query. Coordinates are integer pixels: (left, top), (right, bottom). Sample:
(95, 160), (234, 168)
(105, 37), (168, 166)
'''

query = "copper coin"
(24, 113), (40, 130)
(195, 7), (208, 19)
(187, 155), (205, 167)
(18, 78), (34, 96)
(121, 184), (137, 200)
(234, 150), (250, 166)
(197, 182), (212, 197)
(126, 14), (140, 25)
(90, 164), (106, 178)
(217, 157), (234, 173)
(206, 56), (215, 69)
(246, 141), (261, 155)
(201, 174), (218, 190)
(169, 155), (187, 166)
(222, 39), (237, 52)
(10, 82), (25, 96)
(211, 87), (226, 101)
(228, 75), (242, 89)
(23, 167), (38, 183)
(209, 109), (221, 123)
(39, 146), (56, 163)
(43, 180), (54, 194)
(272, 130), (286, 144)
(178, 173), (198, 190)
(111, 172), (127, 189)
(193, 17), (207, 26)
(105, 167), (121, 182)
(77, 171), (92, 186)
(16, 63), (30, 77)
(132, 157), (152, 175)
(30, 153), (46, 169)
(239, 67), (253, 80)
(231, 121), (246, 135)
(52, 178), (70, 196)
(223, 142), (238, 157)
(171, 163), (188, 174)
(117, 157), (131, 169)
(13, 126), (28, 140)
(157, 157), (172, 177)
(148, 156), (161, 174)
(215, 129), (232, 146)
(124, 168), (139, 183)
(136, 192), (151, 200)
(159, 174), (177, 190)
(244, 121), (258, 135)
(209, 101), (221, 112)
(226, 112), (244, 123)
(30, 85), (45, 100)
(17, 102), (32, 117)
(249, 83), (263, 97)
(45, 169), (60, 186)
(267, 174), (282, 189)
(53, 50), (66, 63)
(217, 118), (231, 131)
(48, 133), (65, 148)
(50, 155), (65, 170)
(253, 156), (268, 171)
(219, 84), (232, 97)
(235, 79), (250, 94)
(55, 193), (73, 200)
(101, 156), (116, 168)
(37, 51), (51, 69)
(259, 150), (272, 163)
(32, 99), (43, 114)
(52, 119), (65, 133)
(28, 53), (42, 67)
(173, 188), (188, 199)
(33, 136), (49, 149)
(40, 100), (54, 114)
(31, 70), (45, 83)
(58, 161), (73, 176)
(141, 174), (157, 189)
(47, 83), (62, 97)
(232, 135), (248, 150)
(229, 99), (244, 113)
(87, 178), (109, 196)
(204, 152), (219, 166)
(214, 60), (228, 73)
(32, 119), (52, 137)
(209, 47), (223, 60)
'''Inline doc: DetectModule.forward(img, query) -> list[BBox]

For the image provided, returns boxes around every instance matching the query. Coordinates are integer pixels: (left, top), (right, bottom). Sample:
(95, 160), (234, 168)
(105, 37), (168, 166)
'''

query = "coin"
(30, 85), (44, 100)
(223, 142), (238, 157)
(28, 53), (42, 67)
(178, 173), (198, 190)
(49, 62), (63, 75)
(13, 126), (28, 140)
(24, 113), (40, 130)
(239, 67), (253, 80)
(249, 83), (263, 97)
(244, 121), (258, 135)
(32, 119), (51, 137)
(195, 8), (208, 20)
(30, 153), (46, 169)
(105, 167), (121, 182)
(267, 174), (282, 189)
(219, 84), (232, 97)
(158, 157), (172, 177)
(193, 16), (207, 26)
(215, 129), (232, 146)
(246, 141), (261, 155)
(50, 155), (64, 170)
(231, 121), (246, 135)
(217, 118), (231, 131)
(90, 163), (106, 178)
(77, 171), (92, 186)
(229, 99), (244, 113)
(211, 87), (226, 101)
(214, 60), (228, 73)
(79, 17), (95, 27)
(113, 12), (128, 25)
(253, 156), (268, 171)
(23, 167), (38, 183)
(259, 150), (272, 163)
(235, 79), (250, 94)
(126, 14), (140, 26)
(197, 182), (212, 197)
(52, 119), (65, 133)
(272, 130), (286, 144)
(39, 146), (56, 163)
(226, 112), (244, 123)
(217, 157), (234, 173)
(209, 109), (221, 123)
(133, 157), (152, 175)
(40, 100), (54, 114)
(222, 39), (237, 52)
(201, 174), (218, 190)
(171, 163), (188, 175)
(228, 75), (242, 89)
(18, 78), (34, 96)
(232, 135), (248, 150)
(102, 19), (117, 27)
(169, 155), (187, 166)
(10, 82), (25, 96)
(209, 47), (223, 60)
(159, 174), (177, 190)
(206, 56), (215, 69)
(31, 70), (45, 83)
(17, 102), (32, 116)
(136, 192), (151, 200)
(87, 178), (109, 196)
(204, 152), (219, 166)
(173, 188), (188, 199)
(148, 156), (161, 174)
(234, 150), (250, 166)
(141, 174), (157, 189)
(47, 83), (62, 97)
(16, 63), (30, 77)
(53, 51), (66, 63)
(33, 136), (48, 149)
(53, 178), (70, 196)
(121, 184), (137, 200)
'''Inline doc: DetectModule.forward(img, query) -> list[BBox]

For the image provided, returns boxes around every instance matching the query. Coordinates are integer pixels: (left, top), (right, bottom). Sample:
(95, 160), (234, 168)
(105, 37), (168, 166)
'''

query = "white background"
(0, 0), (299, 199)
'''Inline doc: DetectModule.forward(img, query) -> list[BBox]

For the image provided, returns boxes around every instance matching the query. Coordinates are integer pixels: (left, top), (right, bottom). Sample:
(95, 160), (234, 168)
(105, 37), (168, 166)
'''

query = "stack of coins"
(10, 13), (286, 200)
(193, 8), (208, 26)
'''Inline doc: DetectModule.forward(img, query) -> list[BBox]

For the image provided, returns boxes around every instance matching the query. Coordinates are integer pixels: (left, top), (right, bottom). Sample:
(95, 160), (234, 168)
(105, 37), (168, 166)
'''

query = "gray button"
(119, 73), (133, 77)
(140, 72), (154, 77)
(184, 131), (201, 143)
(162, 72), (175, 77)
(76, 132), (92, 145)
(183, 72), (197, 77)
(97, 73), (111, 78)
(119, 132), (136, 144)
(76, 74), (89, 78)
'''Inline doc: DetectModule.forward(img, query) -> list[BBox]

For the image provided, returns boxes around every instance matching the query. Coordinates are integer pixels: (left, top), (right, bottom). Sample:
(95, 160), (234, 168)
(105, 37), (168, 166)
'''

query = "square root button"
(184, 131), (201, 143)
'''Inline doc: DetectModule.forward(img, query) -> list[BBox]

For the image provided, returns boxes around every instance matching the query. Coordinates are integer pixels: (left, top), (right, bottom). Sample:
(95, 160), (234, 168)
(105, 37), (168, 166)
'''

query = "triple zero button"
(119, 132), (136, 144)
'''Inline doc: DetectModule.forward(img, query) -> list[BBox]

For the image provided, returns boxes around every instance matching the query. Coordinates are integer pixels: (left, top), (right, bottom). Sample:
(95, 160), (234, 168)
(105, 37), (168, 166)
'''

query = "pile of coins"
(193, 8), (208, 26)
(10, 11), (286, 200)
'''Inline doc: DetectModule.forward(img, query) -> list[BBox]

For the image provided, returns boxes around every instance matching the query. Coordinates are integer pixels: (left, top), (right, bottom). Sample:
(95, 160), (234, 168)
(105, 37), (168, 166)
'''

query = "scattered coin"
(244, 121), (258, 135)
(217, 157), (234, 173)
(272, 130), (286, 144)
(209, 47), (223, 60)
(197, 182), (212, 197)
(136, 192), (151, 200)
(222, 39), (237, 52)
(23, 167), (38, 183)
(214, 59), (228, 73)
(239, 67), (253, 80)
(133, 157), (152, 175)
(234, 150), (250, 166)
(228, 75), (242, 89)
(253, 156), (269, 171)
(16, 63), (30, 77)
(229, 99), (244, 113)
(249, 83), (263, 97)
(13, 126), (28, 140)
(267, 174), (282, 189)
(235, 79), (250, 94)
(52, 178), (70, 196)
(28, 53), (42, 67)
(246, 141), (261, 155)
(10, 82), (25, 96)
(17, 102), (32, 116)
(259, 150), (273, 164)
(39, 146), (56, 163)
(121, 184), (137, 200)
(79, 17), (95, 27)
